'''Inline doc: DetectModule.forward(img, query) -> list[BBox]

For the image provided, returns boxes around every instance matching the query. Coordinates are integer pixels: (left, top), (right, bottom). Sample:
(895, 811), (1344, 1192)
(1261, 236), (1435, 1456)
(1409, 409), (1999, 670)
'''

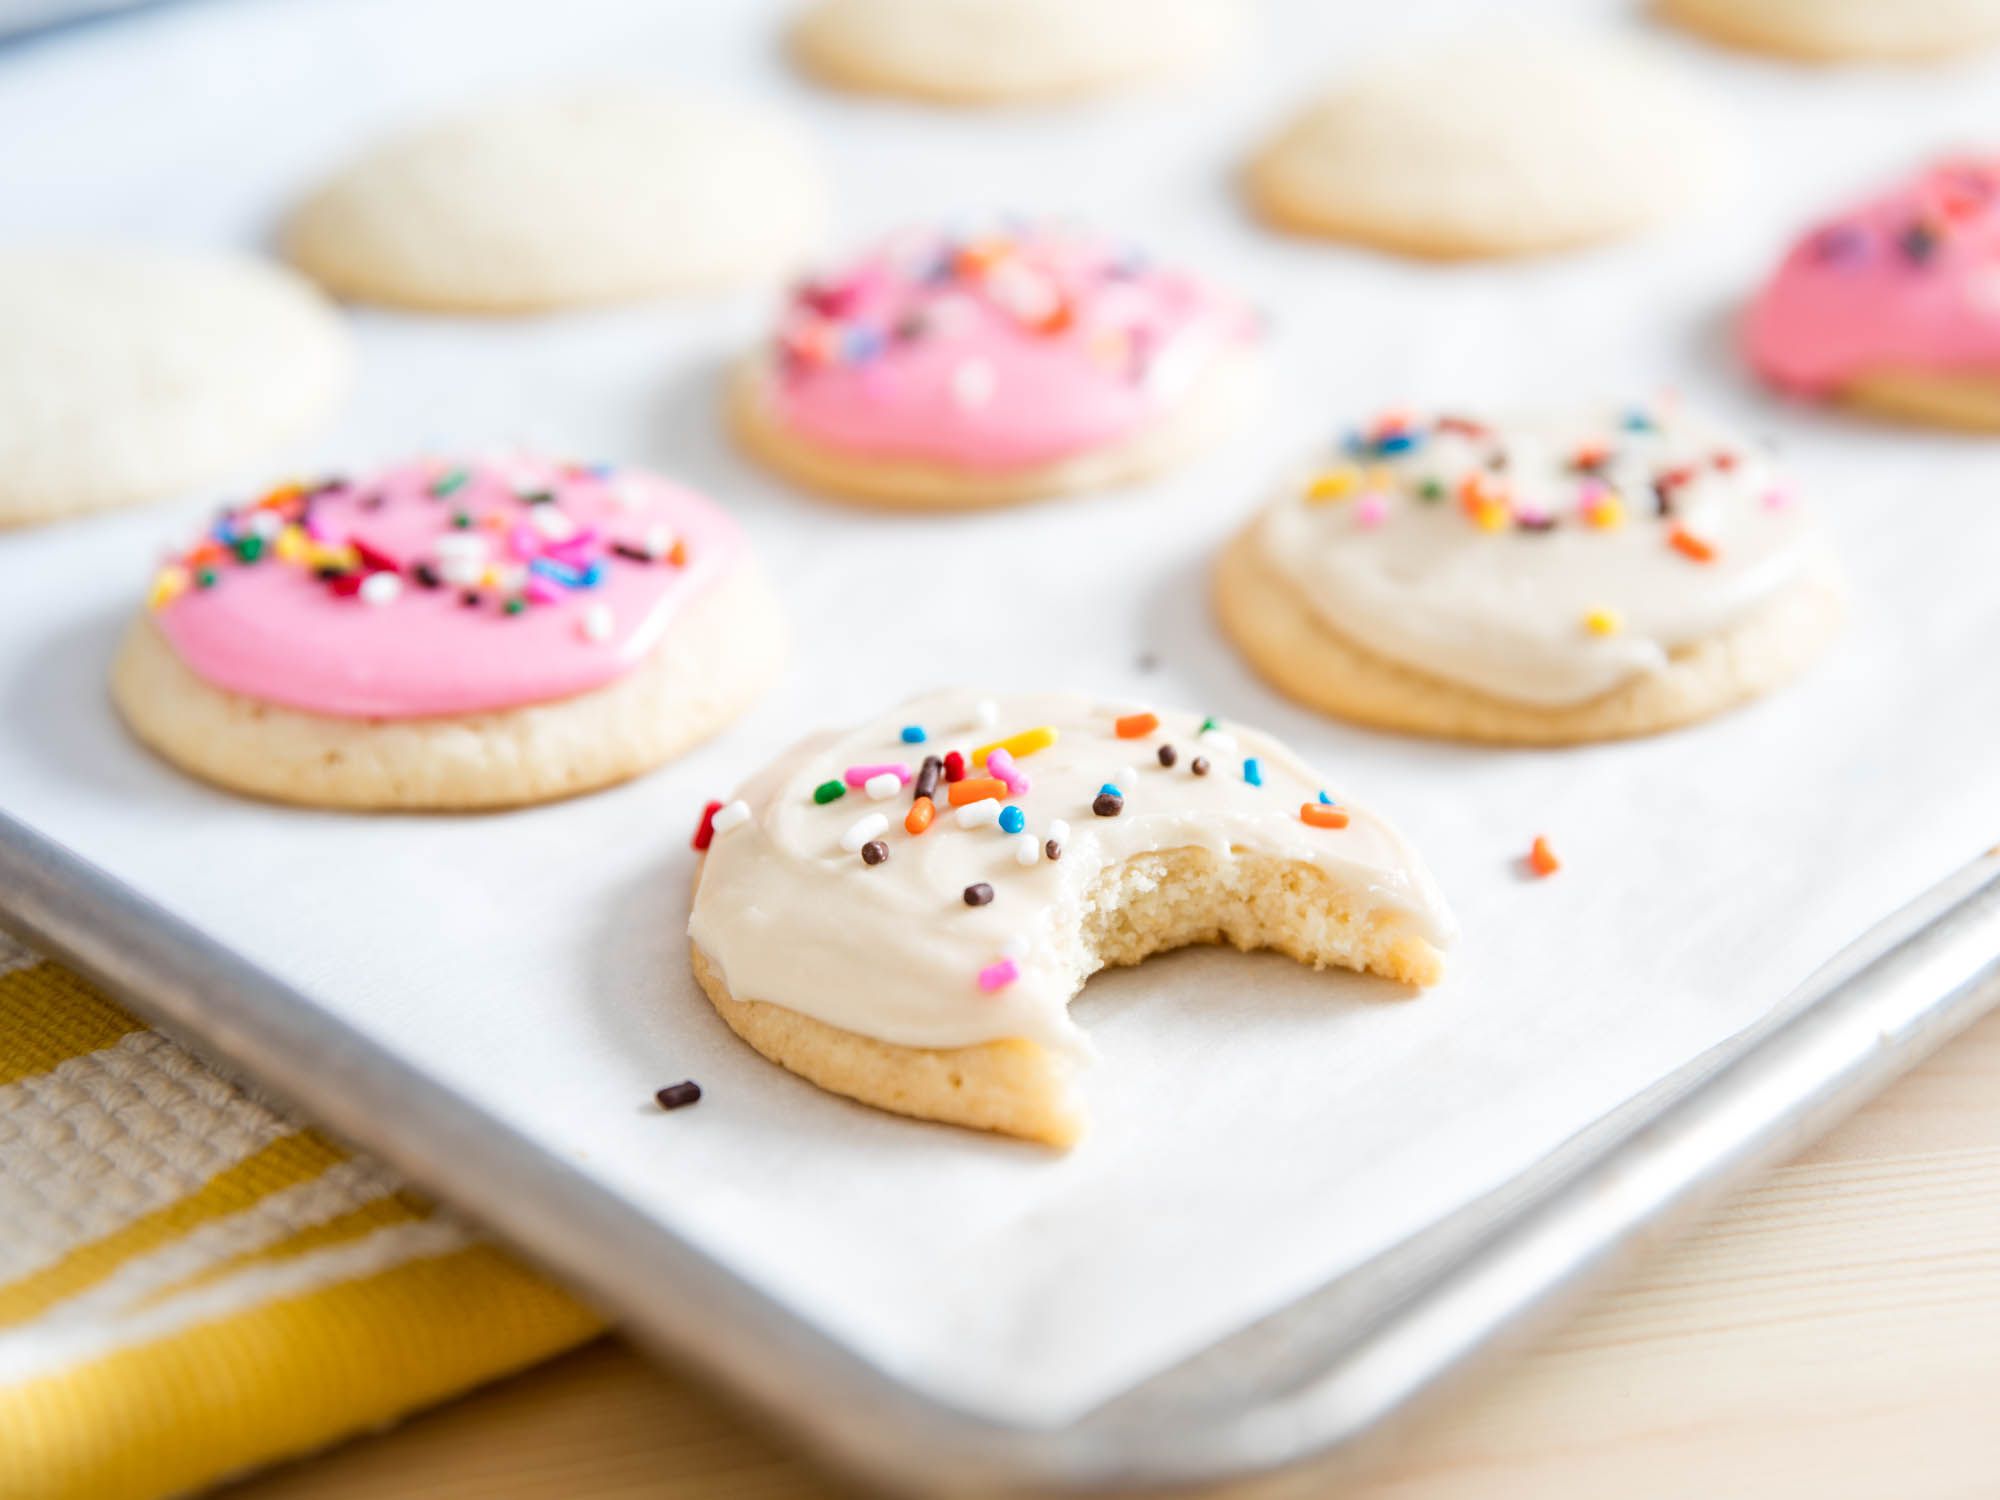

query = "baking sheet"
(5, 0), (2000, 1430)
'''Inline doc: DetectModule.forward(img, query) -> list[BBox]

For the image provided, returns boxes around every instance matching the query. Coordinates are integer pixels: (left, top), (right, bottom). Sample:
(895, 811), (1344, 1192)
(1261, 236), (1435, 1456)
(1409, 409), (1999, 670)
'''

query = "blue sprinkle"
(528, 558), (585, 587)
(1374, 430), (1420, 455)
(1099, 783), (1122, 797)
(900, 725), (927, 744)
(1243, 758), (1263, 787)
(578, 561), (606, 588)
(1621, 410), (1655, 432)
(1318, 789), (1337, 805)
(999, 805), (1026, 835)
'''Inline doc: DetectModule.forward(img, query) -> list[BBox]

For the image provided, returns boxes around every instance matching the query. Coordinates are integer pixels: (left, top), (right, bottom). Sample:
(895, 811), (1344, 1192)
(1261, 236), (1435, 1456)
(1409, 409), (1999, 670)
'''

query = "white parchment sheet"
(4, 0), (2000, 1428)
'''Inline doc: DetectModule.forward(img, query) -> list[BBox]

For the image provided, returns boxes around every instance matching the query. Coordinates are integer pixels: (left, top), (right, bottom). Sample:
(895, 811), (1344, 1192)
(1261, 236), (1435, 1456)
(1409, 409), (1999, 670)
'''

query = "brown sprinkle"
(1157, 743), (1177, 767)
(1044, 839), (1063, 861)
(861, 839), (889, 866)
(963, 882), (994, 906)
(1191, 756), (1211, 777)
(654, 1080), (702, 1110)
(1093, 791), (1124, 817)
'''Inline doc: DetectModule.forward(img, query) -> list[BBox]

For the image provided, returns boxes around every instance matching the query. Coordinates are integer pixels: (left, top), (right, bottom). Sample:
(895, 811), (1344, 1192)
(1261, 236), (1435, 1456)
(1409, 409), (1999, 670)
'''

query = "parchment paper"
(3, 0), (1998, 1427)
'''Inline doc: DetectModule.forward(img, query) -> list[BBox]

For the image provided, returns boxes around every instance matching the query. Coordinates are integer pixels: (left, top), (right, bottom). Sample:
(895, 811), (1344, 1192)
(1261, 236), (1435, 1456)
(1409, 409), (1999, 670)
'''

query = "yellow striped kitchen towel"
(0, 934), (602, 1500)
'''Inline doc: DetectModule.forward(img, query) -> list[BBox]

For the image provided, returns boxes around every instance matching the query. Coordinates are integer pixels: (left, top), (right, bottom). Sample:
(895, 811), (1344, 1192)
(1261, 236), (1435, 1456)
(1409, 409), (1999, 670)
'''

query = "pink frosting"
(149, 458), (744, 719)
(1745, 157), (2000, 395)
(763, 225), (1258, 471)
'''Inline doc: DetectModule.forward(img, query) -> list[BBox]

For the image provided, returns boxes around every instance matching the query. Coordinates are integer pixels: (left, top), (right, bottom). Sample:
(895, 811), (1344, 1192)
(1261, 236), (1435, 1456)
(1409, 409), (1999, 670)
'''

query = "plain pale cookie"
(1217, 407), (1845, 745)
(283, 86), (826, 313)
(1660, 0), (2000, 61)
(1246, 34), (1724, 259)
(728, 223), (1260, 508)
(0, 247), (350, 529)
(790, 0), (1244, 105)
(688, 692), (1451, 1146)
(113, 458), (782, 809)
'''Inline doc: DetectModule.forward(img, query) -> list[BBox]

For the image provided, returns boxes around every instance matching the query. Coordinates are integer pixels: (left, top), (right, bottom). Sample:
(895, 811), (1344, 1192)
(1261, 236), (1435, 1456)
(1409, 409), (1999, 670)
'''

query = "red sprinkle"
(692, 799), (724, 851)
(943, 750), (966, 783)
(351, 538), (400, 573)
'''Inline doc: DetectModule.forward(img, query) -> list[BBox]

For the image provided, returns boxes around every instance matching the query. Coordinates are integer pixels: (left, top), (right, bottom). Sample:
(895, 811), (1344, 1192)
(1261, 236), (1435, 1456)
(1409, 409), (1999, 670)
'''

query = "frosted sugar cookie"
(689, 692), (1451, 1146)
(1746, 157), (2000, 431)
(0, 247), (349, 528)
(113, 457), (783, 809)
(790, 0), (1244, 105)
(1246, 35), (1723, 259)
(728, 223), (1260, 507)
(1660, 0), (2000, 62)
(283, 87), (826, 313)
(1217, 406), (1844, 745)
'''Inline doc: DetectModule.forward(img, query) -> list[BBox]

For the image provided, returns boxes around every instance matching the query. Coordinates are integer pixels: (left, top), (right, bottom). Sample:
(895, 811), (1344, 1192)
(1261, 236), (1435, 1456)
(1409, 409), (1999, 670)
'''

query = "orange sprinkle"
(1669, 528), (1717, 563)
(1114, 711), (1159, 739)
(1528, 836), (1560, 878)
(1300, 803), (1350, 830)
(905, 796), (935, 835)
(668, 538), (688, 566)
(947, 777), (1007, 807)
(186, 539), (227, 566)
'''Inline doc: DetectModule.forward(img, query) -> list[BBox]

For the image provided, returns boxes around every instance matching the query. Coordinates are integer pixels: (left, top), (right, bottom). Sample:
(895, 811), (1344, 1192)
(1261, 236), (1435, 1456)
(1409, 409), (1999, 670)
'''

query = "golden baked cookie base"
(1214, 527), (1845, 746)
(111, 561), (785, 810)
(693, 844), (1445, 1148)
(1839, 369), (2000, 433)
(725, 351), (1256, 510)
(1657, 0), (2000, 62)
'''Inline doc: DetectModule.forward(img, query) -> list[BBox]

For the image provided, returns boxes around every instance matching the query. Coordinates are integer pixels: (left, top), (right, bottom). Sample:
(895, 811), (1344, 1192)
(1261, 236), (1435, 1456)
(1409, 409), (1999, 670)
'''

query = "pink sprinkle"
(1762, 487), (1793, 511)
(844, 762), (911, 789)
(1577, 478), (1609, 510)
(1354, 494), (1389, 528)
(545, 528), (600, 562)
(525, 574), (565, 606)
(977, 958), (1019, 993)
(304, 513), (337, 542)
(508, 525), (542, 560)
(985, 747), (1030, 796)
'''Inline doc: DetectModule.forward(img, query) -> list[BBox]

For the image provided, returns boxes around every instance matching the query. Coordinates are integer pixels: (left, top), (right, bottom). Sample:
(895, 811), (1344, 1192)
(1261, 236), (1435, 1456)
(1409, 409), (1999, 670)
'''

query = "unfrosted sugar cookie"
(728, 224), (1260, 507)
(689, 692), (1451, 1146)
(1661, 0), (2000, 62)
(1246, 35), (1723, 259)
(283, 87), (826, 313)
(113, 457), (783, 809)
(1217, 407), (1844, 745)
(1746, 158), (2000, 431)
(0, 247), (349, 528)
(790, 0), (1244, 105)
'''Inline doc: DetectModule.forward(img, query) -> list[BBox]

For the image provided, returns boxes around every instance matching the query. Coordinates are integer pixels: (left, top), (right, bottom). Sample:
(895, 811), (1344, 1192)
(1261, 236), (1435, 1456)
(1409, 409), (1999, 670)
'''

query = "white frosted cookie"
(689, 692), (1452, 1146)
(1246, 35), (1724, 259)
(112, 457), (782, 810)
(790, 0), (1244, 105)
(728, 223), (1260, 508)
(283, 87), (826, 313)
(0, 247), (349, 528)
(1660, 0), (2000, 61)
(1217, 406), (1845, 745)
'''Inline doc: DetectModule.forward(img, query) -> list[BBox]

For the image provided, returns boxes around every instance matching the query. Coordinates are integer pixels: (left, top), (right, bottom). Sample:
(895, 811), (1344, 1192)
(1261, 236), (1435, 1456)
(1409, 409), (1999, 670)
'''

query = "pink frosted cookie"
(112, 457), (783, 809)
(1746, 157), (2000, 430)
(728, 224), (1261, 507)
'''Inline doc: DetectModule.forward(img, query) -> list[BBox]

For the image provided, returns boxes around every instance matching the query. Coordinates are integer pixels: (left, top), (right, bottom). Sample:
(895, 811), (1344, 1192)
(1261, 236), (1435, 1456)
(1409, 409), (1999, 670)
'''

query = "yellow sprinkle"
(972, 726), (1058, 766)
(1583, 607), (1624, 637)
(274, 525), (310, 564)
(1586, 495), (1627, 530)
(146, 566), (189, 610)
(1473, 497), (1510, 533)
(1364, 464), (1397, 492)
(307, 542), (359, 571)
(1305, 467), (1361, 504)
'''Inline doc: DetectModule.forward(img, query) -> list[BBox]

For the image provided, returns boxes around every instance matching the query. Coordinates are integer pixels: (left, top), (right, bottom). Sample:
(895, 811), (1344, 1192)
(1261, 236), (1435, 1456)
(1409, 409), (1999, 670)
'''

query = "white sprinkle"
(841, 813), (889, 852)
(644, 523), (675, 559)
(359, 572), (402, 606)
(529, 505), (577, 541)
(1013, 833), (1040, 866)
(611, 475), (651, 511)
(952, 359), (996, 410)
(1001, 933), (1030, 959)
(580, 604), (614, 642)
(710, 800), (752, 836)
(433, 532), (487, 562)
(972, 698), (999, 729)
(1198, 728), (1238, 752)
(439, 556), (484, 587)
(1120, 765), (1140, 788)
(956, 798), (1002, 830)
(864, 771), (901, 800)
(248, 510), (284, 539)
(1048, 819), (1070, 844)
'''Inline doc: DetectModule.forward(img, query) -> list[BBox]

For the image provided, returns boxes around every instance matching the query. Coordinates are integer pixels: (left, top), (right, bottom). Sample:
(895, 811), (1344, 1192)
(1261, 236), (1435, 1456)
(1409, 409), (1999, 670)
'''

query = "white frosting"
(688, 691), (1453, 1054)
(1254, 407), (1836, 707)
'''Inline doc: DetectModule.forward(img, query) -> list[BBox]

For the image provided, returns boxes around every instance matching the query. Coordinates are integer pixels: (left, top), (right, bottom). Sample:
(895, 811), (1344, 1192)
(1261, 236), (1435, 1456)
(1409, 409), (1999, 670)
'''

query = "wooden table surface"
(228, 1007), (2000, 1500)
